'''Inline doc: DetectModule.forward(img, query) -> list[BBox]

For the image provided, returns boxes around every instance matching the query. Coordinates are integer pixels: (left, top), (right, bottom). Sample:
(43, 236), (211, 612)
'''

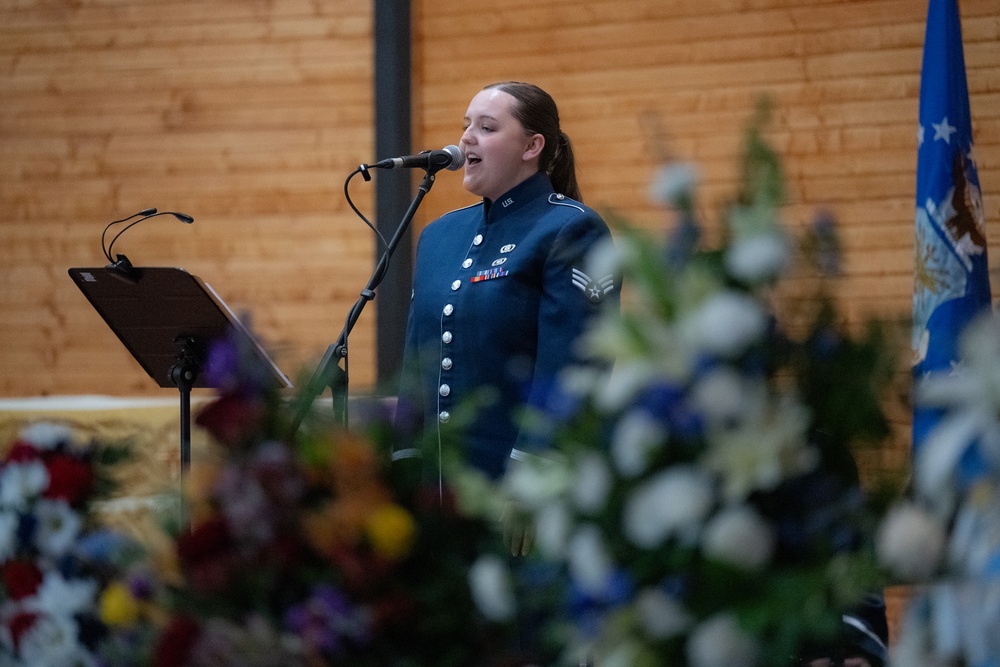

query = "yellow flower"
(99, 581), (142, 627)
(365, 503), (416, 561)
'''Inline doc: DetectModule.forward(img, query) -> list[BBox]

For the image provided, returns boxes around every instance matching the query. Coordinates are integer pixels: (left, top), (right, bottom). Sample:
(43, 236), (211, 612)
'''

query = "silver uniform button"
(441, 357), (452, 370)
(439, 384), (450, 397)
(439, 411), (450, 423)
(473, 234), (483, 246)
(462, 258), (473, 268)
(451, 280), (461, 291)
(442, 331), (453, 344)
(443, 304), (454, 316)
(556, 193), (566, 199)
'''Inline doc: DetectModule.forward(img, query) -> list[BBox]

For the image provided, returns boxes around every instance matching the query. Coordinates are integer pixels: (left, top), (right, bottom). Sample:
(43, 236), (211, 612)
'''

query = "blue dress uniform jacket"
(395, 172), (617, 479)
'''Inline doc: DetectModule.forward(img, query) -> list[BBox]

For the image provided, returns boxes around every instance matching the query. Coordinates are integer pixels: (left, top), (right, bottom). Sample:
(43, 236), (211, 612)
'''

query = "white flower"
(30, 571), (98, 616)
(947, 487), (1000, 576)
(34, 498), (81, 558)
(611, 409), (667, 477)
(535, 502), (572, 559)
(567, 523), (614, 597)
(215, 464), (273, 544)
(558, 365), (604, 399)
(701, 395), (816, 500)
(468, 555), (516, 621)
(622, 466), (715, 549)
(0, 461), (49, 510)
(0, 511), (18, 560)
(724, 233), (790, 284)
(600, 640), (644, 667)
(572, 453), (612, 514)
(501, 455), (571, 511)
(584, 234), (626, 287)
(876, 502), (947, 582)
(635, 587), (692, 639)
(682, 291), (768, 358)
(649, 162), (699, 206)
(701, 504), (774, 570)
(686, 613), (760, 667)
(689, 367), (766, 428)
(913, 314), (1000, 507)
(19, 422), (74, 450)
(594, 360), (657, 412)
(18, 613), (93, 667)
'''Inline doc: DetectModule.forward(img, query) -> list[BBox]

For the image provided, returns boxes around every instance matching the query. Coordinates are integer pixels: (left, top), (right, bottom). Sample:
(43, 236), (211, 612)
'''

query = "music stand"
(68, 265), (291, 522)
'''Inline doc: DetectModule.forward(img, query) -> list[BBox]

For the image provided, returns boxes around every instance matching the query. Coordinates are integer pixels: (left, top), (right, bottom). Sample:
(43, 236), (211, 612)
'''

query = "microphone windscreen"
(443, 145), (465, 170)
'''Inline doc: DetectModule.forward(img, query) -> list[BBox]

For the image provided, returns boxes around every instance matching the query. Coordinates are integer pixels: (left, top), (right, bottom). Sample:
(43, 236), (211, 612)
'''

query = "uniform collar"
(482, 172), (553, 223)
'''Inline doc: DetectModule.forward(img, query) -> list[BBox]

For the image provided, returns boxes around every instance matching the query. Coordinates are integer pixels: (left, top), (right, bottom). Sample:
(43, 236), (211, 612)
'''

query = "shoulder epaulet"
(547, 193), (585, 213)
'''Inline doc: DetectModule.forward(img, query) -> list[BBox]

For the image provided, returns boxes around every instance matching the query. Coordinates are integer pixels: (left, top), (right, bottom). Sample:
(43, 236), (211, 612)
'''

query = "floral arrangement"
(1, 101), (918, 667)
(0, 421), (143, 667)
(104, 330), (523, 667)
(877, 312), (1000, 667)
(451, 101), (902, 667)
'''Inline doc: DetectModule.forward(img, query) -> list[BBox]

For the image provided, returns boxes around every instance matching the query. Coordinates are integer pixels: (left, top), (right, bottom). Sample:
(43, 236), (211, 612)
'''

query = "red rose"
(43, 454), (94, 507)
(176, 516), (238, 593)
(3, 441), (40, 464)
(2, 560), (44, 600)
(6, 611), (38, 652)
(195, 395), (267, 447)
(153, 615), (201, 667)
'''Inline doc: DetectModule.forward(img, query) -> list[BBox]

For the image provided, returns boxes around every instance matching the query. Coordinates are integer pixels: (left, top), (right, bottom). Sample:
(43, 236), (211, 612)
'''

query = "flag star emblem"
(917, 124), (925, 146)
(572, 268), (614, 303)
(932, 116), (957, 144)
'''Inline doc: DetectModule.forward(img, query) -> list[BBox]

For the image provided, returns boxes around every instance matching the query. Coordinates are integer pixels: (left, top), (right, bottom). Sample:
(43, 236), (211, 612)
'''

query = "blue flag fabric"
(912, 0), (990, 460)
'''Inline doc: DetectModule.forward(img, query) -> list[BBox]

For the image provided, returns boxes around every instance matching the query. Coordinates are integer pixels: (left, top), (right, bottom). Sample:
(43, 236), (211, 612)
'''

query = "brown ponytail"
(484, 82), (583, 202)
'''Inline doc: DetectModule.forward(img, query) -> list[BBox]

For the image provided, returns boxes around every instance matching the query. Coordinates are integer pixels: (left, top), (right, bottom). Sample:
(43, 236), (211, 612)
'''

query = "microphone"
(370, 145), (465, 172)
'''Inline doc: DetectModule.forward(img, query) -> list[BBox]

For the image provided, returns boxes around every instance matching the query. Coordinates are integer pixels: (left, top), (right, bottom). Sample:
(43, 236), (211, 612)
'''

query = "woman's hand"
(500, 500), (534, 557)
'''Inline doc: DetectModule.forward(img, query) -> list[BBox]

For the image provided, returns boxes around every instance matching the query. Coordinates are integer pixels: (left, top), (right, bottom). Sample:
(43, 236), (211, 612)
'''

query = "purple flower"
(128, 571), (155, 600)
(284, 584), (369, 655)
(203, 329), (275, 398)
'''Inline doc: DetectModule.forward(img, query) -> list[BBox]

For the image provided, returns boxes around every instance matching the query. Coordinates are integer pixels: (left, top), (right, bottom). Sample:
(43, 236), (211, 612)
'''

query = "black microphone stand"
(290, 167), (438, 433)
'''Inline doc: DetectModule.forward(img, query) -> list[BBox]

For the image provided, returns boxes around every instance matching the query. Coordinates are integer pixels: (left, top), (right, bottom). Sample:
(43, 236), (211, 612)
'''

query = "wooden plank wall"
(1, 0), (998, 432)
(0, 0), (377, 397)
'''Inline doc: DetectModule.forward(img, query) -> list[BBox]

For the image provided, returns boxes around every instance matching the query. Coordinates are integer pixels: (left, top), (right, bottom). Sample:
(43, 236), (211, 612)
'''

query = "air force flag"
(912, 0), (990, 457)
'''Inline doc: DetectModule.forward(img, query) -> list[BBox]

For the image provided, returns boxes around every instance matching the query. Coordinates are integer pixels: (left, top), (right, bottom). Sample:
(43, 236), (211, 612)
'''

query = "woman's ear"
(523, 133), (545, 162)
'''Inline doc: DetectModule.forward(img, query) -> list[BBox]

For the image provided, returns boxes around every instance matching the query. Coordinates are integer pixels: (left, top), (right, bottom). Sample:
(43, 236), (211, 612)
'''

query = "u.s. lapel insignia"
(572, 268), (615, 303)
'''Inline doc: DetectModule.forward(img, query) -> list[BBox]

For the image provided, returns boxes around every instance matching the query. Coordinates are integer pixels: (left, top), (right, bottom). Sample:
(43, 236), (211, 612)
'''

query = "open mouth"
(466, 153), (482, 166)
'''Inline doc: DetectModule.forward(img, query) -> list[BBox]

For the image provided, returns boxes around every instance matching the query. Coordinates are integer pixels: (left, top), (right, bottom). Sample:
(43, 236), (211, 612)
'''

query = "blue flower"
(567, 568), (636, 638)
(633, 381), (703, 444)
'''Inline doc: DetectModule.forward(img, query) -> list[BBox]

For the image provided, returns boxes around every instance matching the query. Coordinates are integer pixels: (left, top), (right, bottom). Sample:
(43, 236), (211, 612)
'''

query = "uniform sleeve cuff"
(509, 448), (553, 464)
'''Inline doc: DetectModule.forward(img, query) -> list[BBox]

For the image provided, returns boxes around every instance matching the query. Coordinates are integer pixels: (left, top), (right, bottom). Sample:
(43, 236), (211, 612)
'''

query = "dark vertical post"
(373, 0), (413, 389)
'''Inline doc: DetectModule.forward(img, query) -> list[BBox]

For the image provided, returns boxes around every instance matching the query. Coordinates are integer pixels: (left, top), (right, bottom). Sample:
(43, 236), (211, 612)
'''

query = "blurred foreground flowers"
(447, 101), (903, 667)
(108, 328), (522, 667)
(0, 422), (145, 667)
(3, 101), (947, 667)
(884, 312), (1000, 667)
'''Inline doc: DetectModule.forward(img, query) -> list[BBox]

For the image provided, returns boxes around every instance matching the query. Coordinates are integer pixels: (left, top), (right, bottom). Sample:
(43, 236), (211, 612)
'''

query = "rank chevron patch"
(572, 268), (615, 303)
